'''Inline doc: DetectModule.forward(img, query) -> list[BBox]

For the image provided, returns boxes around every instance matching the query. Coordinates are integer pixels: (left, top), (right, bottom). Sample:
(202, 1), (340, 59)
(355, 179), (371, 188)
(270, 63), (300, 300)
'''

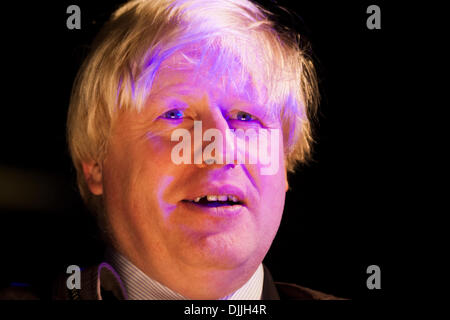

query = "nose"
(193, 104), (236, 169)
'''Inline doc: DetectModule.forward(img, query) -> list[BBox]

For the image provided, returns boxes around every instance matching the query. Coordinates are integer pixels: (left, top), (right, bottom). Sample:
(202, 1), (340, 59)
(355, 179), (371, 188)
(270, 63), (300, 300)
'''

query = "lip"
(182, 184), (247, 206)
(179, 200), (246, 218)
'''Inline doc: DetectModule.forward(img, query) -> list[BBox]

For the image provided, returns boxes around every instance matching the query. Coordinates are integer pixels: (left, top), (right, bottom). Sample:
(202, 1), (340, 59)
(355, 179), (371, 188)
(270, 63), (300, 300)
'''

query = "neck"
(139, 257), (257, 299)
(107, 248), (262, 300)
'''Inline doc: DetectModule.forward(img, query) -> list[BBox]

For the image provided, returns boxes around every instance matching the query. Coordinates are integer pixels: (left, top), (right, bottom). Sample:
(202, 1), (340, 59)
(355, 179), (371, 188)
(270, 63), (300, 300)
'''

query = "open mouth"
(183, 195), (244, 207)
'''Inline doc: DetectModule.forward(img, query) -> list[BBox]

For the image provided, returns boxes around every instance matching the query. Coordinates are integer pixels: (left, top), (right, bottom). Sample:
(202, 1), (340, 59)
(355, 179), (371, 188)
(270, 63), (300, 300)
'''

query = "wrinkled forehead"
(148, 45), (269, 109)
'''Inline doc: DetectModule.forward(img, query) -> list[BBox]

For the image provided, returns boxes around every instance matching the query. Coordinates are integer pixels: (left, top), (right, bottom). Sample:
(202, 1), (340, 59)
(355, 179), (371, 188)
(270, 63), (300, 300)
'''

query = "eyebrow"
(148, 79), (268, 115)
(151, 79), (200, 95)
(165, 98), (189, 109)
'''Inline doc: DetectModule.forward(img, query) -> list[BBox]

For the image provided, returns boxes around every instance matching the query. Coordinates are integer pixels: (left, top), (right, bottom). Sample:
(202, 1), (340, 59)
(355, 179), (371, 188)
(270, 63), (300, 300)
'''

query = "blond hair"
(67, 0), (319, 212)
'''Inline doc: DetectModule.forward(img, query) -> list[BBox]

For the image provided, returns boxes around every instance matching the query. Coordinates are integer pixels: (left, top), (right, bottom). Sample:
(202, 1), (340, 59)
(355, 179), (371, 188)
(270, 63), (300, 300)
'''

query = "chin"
(177, 231), (260, 270)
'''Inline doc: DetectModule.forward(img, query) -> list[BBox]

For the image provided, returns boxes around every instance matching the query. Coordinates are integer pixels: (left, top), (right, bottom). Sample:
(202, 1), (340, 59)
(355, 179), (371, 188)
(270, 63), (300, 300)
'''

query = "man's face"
(89, 57), (288, 288)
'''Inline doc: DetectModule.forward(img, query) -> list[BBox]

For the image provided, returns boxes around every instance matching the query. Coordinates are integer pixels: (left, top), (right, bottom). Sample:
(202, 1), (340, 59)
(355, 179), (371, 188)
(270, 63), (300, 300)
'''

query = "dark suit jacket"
(0, 263), (343, 300)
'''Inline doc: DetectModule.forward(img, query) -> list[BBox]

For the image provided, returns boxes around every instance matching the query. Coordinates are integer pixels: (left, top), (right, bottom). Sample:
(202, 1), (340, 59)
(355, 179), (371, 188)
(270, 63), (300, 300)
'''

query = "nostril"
(226, 163), (236, 169)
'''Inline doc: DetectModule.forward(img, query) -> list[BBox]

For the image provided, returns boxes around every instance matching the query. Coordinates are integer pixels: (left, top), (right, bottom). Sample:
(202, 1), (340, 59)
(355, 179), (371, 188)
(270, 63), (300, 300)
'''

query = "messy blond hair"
(67, 0), (319, 212)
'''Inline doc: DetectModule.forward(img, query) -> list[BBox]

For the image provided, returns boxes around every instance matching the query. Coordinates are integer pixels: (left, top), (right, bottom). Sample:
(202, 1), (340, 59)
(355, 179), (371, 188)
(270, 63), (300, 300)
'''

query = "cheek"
(102, 136), (179, 246)
(259, 171), (286, 215)
(256, 174), (286, 257)
(102, 134), (171, 208)
(258, 131), (287, 223)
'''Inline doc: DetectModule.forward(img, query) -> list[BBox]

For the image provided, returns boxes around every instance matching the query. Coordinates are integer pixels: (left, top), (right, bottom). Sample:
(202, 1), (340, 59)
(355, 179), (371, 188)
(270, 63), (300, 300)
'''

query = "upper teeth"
(193, 195), (239, 203)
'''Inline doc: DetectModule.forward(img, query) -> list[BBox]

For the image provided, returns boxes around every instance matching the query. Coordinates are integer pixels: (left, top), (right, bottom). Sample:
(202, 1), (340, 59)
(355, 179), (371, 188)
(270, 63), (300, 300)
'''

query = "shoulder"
(262, 264), (346, 300)
(0, 262), (126, 300)
(275, 282), (347, 300)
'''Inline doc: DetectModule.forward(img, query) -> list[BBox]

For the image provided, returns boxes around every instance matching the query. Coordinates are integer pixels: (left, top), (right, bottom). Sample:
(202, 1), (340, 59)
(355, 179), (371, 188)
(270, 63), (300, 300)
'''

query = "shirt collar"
(105, 249), (264, 300)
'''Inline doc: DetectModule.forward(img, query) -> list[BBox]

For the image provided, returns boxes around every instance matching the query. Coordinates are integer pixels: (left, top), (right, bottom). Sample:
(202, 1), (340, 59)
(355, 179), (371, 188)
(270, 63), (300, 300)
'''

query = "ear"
(81, 161), (103, 195)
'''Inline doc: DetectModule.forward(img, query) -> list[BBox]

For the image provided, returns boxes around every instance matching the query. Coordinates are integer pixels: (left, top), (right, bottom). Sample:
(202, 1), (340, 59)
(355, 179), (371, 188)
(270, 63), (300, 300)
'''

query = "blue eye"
(161, 109), (184, 120)
(235, 111), (255, 121)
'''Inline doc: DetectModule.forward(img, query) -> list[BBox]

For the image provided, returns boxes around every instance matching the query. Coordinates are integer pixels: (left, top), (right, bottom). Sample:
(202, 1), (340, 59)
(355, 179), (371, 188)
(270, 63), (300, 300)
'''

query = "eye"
(161, 109), (184, 120)
(234, 111), (256, 122)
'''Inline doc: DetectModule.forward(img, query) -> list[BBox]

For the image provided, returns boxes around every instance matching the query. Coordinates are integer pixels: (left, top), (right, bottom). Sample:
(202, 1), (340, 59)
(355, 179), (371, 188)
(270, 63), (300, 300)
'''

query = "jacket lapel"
(261, 265), (280, 300)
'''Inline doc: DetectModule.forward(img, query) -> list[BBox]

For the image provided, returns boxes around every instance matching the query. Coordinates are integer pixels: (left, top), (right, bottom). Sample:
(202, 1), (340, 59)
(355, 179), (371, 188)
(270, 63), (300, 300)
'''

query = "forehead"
(147, 49), (266, 107)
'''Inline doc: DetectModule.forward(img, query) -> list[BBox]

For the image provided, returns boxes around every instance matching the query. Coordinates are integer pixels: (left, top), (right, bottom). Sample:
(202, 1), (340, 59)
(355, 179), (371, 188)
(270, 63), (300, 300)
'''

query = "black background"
(0, 0), (403, 300)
